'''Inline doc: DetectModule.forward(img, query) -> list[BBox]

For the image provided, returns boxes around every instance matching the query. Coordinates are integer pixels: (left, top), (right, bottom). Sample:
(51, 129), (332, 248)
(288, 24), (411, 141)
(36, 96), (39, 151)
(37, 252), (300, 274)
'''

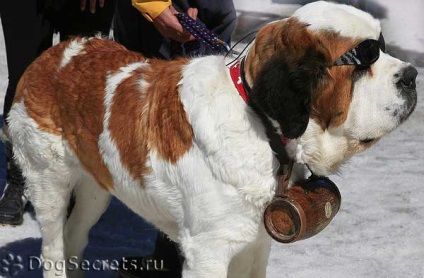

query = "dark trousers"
(113, 0), (237, 58)
(0, 0), (116, 119)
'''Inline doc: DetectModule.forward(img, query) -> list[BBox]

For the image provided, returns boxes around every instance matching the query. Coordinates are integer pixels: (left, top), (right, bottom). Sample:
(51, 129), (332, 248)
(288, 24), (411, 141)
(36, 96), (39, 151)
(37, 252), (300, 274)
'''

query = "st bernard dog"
(6, 1), (417, 277)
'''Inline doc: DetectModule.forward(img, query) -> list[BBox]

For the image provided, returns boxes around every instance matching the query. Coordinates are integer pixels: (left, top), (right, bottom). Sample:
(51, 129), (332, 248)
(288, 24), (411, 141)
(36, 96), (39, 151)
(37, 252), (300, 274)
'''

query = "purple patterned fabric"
(171, 13), (229, 57)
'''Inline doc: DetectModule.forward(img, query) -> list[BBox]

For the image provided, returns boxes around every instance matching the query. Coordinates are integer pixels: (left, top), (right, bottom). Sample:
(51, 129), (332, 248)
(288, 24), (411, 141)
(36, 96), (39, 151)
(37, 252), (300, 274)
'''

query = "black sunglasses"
(334, 33), (386, 67)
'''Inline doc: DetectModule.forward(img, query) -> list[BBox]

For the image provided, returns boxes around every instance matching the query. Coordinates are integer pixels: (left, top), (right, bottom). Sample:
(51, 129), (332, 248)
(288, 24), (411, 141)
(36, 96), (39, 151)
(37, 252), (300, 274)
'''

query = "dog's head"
(244, 1), (418, 175)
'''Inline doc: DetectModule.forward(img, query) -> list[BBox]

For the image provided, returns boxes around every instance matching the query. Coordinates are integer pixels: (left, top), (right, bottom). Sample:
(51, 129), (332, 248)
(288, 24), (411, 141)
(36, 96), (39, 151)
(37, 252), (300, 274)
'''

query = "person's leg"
(55, 0), (116, 41)
(113, 0), (167, 58)
(0, 0), (53, 226)
(0, 1), (53, 118)
(152, 232), (184, 273)
(0, 141), (26, 225)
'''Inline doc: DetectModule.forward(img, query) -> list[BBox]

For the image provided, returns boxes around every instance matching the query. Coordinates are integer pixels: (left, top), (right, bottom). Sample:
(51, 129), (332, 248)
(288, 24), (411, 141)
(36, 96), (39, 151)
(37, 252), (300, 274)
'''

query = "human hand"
(153, 6), (198, 43)
(187, 7), (198, 21)
(80, 0), (105, 13)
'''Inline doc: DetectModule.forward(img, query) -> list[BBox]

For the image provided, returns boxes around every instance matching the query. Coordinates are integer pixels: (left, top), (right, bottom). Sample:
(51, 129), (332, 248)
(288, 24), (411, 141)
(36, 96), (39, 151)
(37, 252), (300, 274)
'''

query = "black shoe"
(0, 183), (26, 226)
(0, 141), (26, 226)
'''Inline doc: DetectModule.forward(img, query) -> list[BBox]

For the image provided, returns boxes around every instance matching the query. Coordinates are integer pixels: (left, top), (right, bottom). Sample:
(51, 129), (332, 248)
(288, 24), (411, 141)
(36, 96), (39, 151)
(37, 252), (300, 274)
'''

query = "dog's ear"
(250, 49), (327, 139)
(248, 20), (329, 139)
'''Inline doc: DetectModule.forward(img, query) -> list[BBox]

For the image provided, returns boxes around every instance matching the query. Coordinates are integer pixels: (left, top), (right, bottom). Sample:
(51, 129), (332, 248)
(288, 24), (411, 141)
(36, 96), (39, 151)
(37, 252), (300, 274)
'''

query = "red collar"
(229, 59), (290, 145)
(229, 59), (249, 104)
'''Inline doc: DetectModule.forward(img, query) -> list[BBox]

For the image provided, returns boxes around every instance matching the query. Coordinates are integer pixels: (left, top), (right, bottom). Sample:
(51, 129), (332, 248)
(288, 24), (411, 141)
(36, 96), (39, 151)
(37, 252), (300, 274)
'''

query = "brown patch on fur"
(16, 37), (193, 189)
(15, 38), (147, 190)
(311, 65), (355, 128)
(107, 68), (151, 182)
(144, 59), (194, 163)
(245, 17), (363, 129)
(245, 18), (331, 84)
(14, 41), (69, 135)
(315, 31), (362, 64)
(310, 33), (362, 128)
(107, 58), (193, 184)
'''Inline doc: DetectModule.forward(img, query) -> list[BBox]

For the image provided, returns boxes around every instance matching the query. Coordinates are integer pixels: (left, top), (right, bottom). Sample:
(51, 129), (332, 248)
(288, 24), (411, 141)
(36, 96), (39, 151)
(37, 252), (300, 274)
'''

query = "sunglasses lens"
(357, 39), (380, 66)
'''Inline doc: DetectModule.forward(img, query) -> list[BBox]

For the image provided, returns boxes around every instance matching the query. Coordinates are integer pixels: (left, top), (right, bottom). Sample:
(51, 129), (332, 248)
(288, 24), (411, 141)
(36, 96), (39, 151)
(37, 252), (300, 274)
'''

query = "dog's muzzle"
(395, 65), (418, 123)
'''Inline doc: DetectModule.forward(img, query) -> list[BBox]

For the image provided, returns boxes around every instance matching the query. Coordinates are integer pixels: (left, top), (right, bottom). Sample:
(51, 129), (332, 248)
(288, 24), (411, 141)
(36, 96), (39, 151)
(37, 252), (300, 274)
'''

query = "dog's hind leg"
(64, 173), (111, 277)
(8, 102), (75, 278)
(26, 170), (73, 278)
(12, 151), (75, 278)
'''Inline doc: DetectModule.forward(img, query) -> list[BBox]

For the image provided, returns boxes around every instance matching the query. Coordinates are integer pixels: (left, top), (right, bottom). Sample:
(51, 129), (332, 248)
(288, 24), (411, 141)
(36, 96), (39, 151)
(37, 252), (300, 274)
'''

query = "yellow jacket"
(132, 0), (172, 22)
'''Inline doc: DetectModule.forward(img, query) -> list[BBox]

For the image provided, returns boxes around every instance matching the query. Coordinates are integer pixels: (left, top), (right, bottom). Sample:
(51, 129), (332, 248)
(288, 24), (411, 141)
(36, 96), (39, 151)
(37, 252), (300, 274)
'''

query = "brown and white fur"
(6, 1), (417, 277)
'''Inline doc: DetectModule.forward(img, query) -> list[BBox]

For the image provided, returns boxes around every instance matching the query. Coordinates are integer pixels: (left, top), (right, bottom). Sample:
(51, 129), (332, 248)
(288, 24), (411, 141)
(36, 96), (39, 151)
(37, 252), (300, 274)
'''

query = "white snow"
(373, 0), (424, 52)
(233, 0), (300, 17)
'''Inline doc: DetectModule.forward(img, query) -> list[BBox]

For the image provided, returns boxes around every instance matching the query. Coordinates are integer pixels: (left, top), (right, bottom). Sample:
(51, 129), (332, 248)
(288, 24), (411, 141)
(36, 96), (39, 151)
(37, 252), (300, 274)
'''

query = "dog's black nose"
(397, 65), (418, 89)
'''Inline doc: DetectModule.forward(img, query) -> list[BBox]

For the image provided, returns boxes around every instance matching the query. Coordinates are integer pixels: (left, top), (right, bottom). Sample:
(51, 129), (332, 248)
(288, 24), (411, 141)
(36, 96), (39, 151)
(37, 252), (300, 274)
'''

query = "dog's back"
(12, 37), (194, 189)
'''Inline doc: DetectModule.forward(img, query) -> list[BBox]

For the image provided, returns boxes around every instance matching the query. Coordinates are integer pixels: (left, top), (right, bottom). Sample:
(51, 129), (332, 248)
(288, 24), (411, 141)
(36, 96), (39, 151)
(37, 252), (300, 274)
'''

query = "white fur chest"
(177, 56), (279, 210)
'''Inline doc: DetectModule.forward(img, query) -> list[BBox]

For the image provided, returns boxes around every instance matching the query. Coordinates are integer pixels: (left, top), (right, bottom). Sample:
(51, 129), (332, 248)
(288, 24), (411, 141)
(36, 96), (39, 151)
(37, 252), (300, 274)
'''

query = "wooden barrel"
(264, 176), (341, 243)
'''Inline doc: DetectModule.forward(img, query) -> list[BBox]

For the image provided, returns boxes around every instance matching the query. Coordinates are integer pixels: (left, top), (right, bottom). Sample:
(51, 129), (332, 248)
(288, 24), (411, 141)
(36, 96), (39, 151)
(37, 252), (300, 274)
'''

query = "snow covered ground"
(0, 1), (423, 278)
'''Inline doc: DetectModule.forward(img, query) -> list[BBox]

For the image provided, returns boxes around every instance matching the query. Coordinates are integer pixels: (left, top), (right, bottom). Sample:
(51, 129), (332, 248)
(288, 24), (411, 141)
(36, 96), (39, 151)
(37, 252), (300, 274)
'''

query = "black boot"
(0, 141), (26, 226)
